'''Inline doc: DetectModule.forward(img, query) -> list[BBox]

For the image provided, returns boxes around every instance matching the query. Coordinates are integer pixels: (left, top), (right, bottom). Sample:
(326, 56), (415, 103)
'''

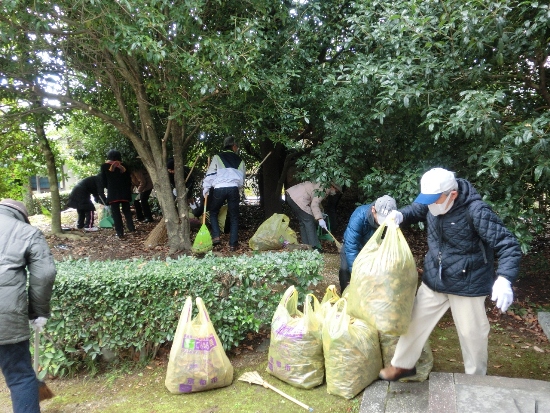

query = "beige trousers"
(391, 283), (490, 375)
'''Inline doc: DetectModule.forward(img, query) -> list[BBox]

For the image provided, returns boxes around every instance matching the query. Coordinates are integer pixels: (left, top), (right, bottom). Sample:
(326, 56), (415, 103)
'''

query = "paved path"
(360, 373), (550, 413)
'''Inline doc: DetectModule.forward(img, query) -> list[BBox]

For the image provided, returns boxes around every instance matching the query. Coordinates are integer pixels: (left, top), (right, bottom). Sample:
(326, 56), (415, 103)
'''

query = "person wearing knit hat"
(67, 175), (107, 231)
(379, 167), (521, 381)
(0, 198), (30, 223)
(99, 150), (135, 238)
(339, 195), (397, 292)
(0, 198), (57, 412)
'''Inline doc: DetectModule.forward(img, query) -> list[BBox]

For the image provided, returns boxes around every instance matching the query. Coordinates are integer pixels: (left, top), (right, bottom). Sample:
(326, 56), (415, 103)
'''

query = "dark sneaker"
(212, 238), (221, 246)
(379, 366), (416, 381)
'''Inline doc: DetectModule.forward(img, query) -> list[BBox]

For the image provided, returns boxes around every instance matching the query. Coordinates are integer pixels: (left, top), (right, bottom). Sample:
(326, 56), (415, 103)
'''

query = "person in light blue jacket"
(339, 195), (397, 292)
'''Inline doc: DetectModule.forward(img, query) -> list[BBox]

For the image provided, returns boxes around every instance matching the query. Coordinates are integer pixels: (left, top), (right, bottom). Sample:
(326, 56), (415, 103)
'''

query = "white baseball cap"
(414, 168), (458, 204)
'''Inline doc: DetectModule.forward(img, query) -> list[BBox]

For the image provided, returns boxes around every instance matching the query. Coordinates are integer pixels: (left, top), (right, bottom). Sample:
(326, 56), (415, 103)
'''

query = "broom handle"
(202, 194), (208, 225)
(325, 228), (341, 247)
(262, 382), (313, 411)
(34, 331), (39, 375)
(185, 153), (201, 184)
(202, 156), (211, 226)
(249, 151), (272, 176)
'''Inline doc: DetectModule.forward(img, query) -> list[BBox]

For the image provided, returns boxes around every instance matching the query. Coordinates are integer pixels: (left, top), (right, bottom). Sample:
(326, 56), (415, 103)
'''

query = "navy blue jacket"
(343, 203), (379, 269)
(401, 178), (521, 297)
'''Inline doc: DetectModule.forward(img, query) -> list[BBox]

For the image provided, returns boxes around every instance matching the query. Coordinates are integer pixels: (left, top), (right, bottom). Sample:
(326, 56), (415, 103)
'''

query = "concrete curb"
(538, 311), (550, 341)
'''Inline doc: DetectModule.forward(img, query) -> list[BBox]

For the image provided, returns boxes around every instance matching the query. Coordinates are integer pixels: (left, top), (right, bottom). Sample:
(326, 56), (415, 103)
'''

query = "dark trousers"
(134, 189), (153, 221)
(209, 186), (240, 247)
(325, 191), (343, 230)
(339, 247), (351, 293)
(0, 340), (40, 413)
(110, 201), (135, 236)
(77, 209), (95, 229)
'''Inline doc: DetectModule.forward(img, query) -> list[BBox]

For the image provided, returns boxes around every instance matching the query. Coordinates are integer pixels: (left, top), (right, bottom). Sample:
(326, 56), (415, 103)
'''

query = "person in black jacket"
(99, 150), (135, 238)
(67, 175), (106, 231)
(379, 168), (521, 381)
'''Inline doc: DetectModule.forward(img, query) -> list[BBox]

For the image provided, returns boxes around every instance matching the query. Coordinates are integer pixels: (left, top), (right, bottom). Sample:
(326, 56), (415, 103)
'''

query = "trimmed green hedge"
(39, 251), (323, 377)
(30, 192), (71, 216)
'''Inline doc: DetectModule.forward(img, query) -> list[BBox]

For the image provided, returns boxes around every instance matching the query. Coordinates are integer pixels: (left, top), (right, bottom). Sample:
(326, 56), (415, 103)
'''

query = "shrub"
(38, 251), (323, 377)
(30, 192), (71, 216)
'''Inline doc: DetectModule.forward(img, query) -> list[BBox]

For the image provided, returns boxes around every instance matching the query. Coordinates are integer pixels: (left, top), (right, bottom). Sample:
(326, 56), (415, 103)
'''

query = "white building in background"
(30, 164), (77, 194)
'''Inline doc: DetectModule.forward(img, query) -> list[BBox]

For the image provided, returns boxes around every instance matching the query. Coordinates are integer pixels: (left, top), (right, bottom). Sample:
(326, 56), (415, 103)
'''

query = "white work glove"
(491, 276), (513, 313)
(104, 205), (111, 213)
(203, 187), (210, 197)
(386, 210), (403, 225)
(318, 219), (328, 230)
(30, 317), (47, 332)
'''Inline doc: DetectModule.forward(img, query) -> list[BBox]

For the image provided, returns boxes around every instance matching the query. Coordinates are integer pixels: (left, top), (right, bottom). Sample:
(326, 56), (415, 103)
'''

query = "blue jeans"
(0, 340), (40, 413)
(209, 187), (240, 247)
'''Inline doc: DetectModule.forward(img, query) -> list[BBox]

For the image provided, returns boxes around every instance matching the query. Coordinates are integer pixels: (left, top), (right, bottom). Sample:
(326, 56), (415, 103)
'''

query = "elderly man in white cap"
(0, 199), (57, 412)
(339, 195), (397, 292)
(379, 168), (521, 381)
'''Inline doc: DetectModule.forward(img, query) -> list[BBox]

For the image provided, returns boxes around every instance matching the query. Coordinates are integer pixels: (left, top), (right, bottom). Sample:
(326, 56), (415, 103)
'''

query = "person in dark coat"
(67, 175), (106, 231)
(339, 195), (397, 292)
(379, 168), (522, 381)
(99, 150), (135, 238)
(0, 199), (56, 413)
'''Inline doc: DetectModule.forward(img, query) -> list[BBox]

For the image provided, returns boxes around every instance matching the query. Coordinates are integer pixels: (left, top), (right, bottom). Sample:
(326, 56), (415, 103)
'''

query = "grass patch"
(18, 359), (362, 413)
(430, 311), (550, 380)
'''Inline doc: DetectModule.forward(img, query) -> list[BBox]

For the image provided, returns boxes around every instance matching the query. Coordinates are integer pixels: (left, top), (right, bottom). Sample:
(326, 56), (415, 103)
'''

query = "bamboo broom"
(238, 371), (313, 412)
(324, 228), (342, 252)
(34, 331), (54, 401)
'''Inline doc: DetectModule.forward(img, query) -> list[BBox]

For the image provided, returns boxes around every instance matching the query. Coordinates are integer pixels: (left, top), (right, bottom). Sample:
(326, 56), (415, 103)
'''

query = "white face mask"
(428, 193), (454, 216)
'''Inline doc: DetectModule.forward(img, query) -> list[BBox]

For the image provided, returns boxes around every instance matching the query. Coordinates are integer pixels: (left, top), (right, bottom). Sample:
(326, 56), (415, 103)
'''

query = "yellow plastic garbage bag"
(323, 298), (381, 399)
(347, 220), (418, 335)
(249, 213), (298, 251)
(165, 297), (233, 394)
(379, 333), (433, 382)
(313, 285), (340, 322)
(266, 286), (324, 389)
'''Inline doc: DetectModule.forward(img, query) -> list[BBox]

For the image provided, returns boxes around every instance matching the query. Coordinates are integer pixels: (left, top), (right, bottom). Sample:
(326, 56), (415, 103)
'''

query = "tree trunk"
(259, 140), (287, 218)
(22, 181), (34, 216)
(34, 117), (63, 235)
